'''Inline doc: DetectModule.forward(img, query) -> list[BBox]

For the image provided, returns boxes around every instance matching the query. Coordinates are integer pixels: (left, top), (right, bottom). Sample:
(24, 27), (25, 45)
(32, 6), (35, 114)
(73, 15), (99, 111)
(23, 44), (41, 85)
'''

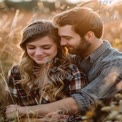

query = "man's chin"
(68, 50), (77, 54)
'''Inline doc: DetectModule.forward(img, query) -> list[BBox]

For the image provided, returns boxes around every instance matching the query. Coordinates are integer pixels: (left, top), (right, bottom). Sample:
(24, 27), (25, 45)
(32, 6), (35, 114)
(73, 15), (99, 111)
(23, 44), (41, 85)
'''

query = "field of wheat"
(0, 0), (122, 122)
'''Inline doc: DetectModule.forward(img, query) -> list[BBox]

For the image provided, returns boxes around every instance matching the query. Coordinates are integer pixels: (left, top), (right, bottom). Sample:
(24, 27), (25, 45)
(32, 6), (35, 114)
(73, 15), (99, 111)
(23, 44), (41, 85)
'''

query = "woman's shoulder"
(9, 65), (20, 75)
(68, 63), (77, 70)
(68, 63), (82, 72)
(8, 65), (21, 81)
(69, 54), (82, 62)
(7, 65), (22, 97)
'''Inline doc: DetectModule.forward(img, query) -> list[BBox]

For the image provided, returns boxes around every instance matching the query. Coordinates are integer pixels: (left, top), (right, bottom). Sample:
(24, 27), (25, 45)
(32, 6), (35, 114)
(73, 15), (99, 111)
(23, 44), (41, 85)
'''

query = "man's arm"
(34, 64), (122, 116)
(71, 64), (122, 113)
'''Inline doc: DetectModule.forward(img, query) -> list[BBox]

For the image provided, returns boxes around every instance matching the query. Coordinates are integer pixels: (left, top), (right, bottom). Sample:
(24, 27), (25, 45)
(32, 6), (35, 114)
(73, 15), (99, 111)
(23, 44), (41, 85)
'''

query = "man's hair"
(53, 7), (103, 38)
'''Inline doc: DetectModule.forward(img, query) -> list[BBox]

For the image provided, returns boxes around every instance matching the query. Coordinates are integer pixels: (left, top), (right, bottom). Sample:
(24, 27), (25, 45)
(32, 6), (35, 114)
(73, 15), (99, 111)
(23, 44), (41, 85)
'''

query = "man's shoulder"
(102, 48), (122, 62)
(96, 41), (122, 61)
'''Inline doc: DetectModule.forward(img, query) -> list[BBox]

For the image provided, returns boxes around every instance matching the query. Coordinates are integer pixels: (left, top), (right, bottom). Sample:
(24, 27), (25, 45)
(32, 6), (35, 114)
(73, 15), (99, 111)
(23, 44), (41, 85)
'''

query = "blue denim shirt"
(71, 41), (122, 113)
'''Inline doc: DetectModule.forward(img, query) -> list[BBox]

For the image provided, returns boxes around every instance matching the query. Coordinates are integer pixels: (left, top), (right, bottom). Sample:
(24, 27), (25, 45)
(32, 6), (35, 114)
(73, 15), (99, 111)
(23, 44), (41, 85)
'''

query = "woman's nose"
(35, 48), (43, 55)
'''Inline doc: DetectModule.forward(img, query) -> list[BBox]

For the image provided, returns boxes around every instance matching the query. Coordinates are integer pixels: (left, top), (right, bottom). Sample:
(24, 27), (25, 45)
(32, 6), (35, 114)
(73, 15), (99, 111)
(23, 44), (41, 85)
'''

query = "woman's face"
(26, 36), (58, 64)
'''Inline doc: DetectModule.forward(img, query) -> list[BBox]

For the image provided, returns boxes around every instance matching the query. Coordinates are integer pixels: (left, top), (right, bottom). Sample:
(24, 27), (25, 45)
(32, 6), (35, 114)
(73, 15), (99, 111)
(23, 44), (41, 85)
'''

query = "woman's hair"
(53, 7), (103, 38)
(18, 20), (70, 101)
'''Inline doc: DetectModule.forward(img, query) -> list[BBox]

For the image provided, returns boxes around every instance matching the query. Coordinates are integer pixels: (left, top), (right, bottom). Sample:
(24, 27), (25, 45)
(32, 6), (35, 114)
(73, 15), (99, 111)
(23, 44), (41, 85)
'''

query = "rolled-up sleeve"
(71, 63), (122, 113)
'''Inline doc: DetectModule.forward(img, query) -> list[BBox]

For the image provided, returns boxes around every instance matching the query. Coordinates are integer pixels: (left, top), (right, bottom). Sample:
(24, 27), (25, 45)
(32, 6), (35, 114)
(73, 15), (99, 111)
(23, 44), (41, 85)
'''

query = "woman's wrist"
(22, 106), (41, 118)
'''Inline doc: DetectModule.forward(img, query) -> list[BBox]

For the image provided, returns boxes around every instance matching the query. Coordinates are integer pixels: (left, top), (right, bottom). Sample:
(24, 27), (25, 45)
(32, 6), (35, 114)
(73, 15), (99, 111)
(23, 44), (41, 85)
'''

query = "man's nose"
(60, 38), (67, 46)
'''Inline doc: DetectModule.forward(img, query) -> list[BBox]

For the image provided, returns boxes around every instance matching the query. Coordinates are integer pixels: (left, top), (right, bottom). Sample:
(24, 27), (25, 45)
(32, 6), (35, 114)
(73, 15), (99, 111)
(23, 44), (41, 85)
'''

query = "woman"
(5, 20), (88, 121)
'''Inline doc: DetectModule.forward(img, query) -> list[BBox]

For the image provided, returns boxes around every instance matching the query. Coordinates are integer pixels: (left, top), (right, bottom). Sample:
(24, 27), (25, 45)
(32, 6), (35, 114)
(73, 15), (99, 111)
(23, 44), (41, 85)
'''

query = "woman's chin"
(36, 59), (52, 65)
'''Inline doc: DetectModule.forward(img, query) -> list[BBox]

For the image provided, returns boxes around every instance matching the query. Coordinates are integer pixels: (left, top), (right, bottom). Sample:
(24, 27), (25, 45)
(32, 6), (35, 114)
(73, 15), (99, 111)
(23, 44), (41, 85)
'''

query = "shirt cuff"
(71, 91), (95, 114)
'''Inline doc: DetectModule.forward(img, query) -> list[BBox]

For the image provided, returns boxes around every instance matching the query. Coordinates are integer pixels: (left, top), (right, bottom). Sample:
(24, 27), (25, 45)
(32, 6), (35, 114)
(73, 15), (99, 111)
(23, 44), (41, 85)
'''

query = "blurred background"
(0, 0), (122, 85)
(0, 0), (122, 121)
(0, 0), (122, 94)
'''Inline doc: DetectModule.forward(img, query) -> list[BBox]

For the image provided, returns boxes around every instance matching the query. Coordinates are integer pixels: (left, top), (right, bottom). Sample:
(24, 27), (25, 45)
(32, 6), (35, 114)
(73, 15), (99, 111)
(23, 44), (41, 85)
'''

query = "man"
(6, 7), (122, 122)
(26, 7), (122, 121)
(52, 6), (122, 119)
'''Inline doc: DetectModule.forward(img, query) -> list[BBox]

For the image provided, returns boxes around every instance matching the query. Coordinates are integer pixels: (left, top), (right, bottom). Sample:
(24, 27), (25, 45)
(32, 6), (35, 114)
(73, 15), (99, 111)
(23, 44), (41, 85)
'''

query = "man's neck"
(82, 39), (103, 59)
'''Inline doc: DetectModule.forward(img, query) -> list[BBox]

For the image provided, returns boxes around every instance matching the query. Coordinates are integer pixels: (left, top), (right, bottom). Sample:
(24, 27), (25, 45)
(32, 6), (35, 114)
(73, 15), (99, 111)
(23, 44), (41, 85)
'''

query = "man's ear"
(85, 31), (95, 40)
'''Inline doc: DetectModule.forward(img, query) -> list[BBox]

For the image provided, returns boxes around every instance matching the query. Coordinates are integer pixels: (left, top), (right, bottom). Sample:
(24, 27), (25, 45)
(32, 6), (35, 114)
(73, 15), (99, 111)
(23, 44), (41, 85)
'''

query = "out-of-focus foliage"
(0, 0), (122, 121)
(0, 10), (26, 118)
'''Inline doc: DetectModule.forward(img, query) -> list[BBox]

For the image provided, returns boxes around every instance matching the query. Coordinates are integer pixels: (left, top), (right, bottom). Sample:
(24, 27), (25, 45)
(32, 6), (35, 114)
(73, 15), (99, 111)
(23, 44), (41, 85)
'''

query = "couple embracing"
(5, 7), (122, 122)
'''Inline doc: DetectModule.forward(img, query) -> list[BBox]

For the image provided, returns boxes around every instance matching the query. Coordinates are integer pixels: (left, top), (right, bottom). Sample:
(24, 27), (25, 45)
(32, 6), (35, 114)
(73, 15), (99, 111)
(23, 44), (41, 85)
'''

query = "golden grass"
(0, 1), (122, 121)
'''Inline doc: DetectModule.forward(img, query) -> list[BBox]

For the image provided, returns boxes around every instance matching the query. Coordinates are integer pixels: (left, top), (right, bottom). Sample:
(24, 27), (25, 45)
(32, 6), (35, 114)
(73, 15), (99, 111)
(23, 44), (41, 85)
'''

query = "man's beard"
(68, 37), (91, 56)
(68, 47), (79, 54)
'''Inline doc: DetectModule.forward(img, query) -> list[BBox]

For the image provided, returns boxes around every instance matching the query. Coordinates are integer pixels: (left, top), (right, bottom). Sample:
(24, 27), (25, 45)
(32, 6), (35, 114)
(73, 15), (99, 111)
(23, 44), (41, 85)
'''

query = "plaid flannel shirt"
(7, 62), (88, 121)
(7, 64), (88, 105)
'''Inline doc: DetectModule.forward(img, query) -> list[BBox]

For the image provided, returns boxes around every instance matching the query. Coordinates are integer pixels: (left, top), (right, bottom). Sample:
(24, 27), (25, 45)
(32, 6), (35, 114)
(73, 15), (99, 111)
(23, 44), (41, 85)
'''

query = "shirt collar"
(89, 41), (111, 63)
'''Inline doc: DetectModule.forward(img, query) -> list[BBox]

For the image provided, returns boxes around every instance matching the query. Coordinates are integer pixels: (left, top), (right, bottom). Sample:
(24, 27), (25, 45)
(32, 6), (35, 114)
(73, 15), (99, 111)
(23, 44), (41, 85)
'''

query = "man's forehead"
(59, 25), (73, 30)
(58, 25), (74, 35)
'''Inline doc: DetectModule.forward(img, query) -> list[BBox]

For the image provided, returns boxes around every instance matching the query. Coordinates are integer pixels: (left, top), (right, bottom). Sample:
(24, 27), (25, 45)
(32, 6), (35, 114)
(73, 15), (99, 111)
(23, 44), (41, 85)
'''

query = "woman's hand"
(5, 104), (69, 121)
(5, 104), (26, 120)
(20, 112), (69, 122)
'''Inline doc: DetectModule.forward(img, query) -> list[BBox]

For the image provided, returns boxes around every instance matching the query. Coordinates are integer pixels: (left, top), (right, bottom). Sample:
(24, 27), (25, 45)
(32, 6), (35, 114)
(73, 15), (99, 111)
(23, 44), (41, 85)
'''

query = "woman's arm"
(6, 97), (79, 120)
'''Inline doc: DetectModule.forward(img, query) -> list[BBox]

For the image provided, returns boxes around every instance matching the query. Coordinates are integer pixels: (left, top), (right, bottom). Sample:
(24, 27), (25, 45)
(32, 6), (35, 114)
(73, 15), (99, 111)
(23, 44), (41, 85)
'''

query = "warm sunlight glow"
(66, 0), (81, 4)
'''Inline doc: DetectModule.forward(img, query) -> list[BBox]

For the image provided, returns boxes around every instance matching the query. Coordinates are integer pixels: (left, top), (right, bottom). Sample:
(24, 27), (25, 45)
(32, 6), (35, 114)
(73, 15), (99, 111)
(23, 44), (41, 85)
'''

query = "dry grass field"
(0, 0), (122, 121)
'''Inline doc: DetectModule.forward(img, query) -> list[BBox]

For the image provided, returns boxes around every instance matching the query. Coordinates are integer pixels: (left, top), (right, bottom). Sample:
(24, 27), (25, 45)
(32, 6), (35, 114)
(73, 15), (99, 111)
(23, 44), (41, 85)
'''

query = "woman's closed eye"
(42, 45), (52, 50)
(26, 45), (52, 50)
(27, 46), (35, 49)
